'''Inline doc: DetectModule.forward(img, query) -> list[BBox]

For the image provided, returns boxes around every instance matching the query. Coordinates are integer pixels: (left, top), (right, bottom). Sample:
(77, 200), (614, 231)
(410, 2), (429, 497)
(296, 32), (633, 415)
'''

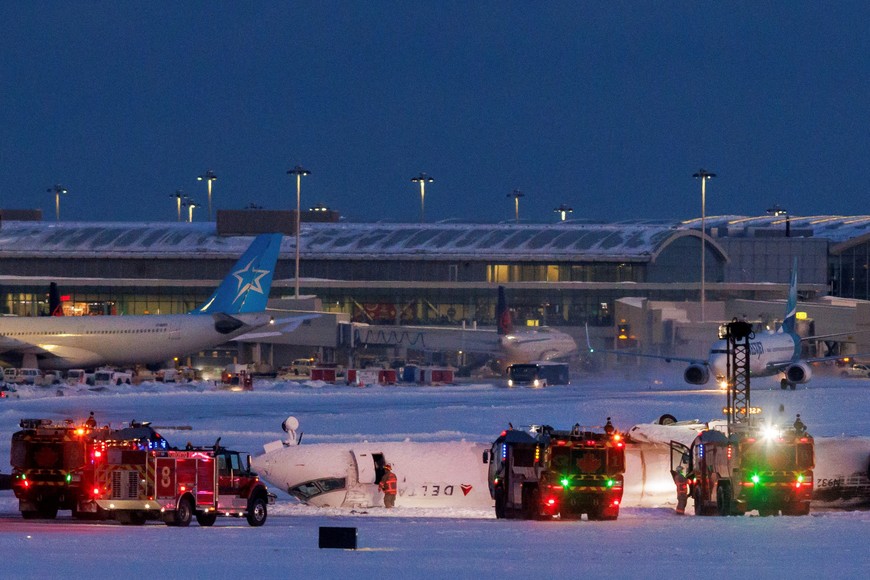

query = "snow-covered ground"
(1, 368), (868, 578)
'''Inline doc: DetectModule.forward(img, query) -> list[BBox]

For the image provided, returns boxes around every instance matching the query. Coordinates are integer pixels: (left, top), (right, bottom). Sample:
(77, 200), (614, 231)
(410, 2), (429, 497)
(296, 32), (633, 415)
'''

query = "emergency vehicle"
(10, 418), (109, 519)
(673, 422), (814, 516)
(672, 318), (815, 516)
(90, 423), (273, 526)
(485, 421), (626, 520)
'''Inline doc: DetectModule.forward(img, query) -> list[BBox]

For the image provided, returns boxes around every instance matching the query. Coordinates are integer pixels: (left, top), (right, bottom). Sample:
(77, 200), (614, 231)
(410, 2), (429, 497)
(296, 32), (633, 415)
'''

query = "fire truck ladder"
(722, 319), (753, 432)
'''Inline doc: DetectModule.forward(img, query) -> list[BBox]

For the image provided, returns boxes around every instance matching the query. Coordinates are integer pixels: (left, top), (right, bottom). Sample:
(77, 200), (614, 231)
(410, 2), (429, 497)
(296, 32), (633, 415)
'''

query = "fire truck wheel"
(169, 498), (193, 527)
(693, 488), (711, 516)
(246, 496), (267, 527)
(494, 489), (506, 519)
(196, 512), (218, 527)
(20, 510), (39, 520)
(781, 379), (788, 390)
(716, 483), (732, 516)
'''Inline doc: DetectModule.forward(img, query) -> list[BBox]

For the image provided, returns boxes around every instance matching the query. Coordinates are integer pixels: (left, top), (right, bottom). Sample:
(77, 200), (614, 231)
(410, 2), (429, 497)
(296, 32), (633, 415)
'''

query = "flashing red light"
(500, 430), (507, 437)
(60, 294), (71, 301)
(546, 498), (556, 506)
(795, 482), (802, 489)
(94, 450), (102, 458)
(180, 485), (186, 492)
(92, 487), (100, 496)
(585, 440), (595, 446)
(800, 438), (808, 443)
(612, 500), (620, 506)
(616, 442), (624, 448)
(556, 440), (566, 446)
(23, 480), (30, 488)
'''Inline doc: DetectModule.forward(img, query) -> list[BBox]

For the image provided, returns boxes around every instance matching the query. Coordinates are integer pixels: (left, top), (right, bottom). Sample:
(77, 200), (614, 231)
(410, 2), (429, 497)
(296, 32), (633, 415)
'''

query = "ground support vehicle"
(486, 422), (626, 520)
(221, 364), (253, 390)
(91, 431), (273, 526)
(675, 425), (815, 516)
(9, 418), (110, 519)
(506, 362), (570, 387)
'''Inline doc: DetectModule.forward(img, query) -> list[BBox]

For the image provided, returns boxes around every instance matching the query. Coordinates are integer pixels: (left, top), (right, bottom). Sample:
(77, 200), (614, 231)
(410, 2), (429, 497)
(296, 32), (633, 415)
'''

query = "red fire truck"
(486, 421), (626, 520)
(90, 423), (274, 526)
(10, 418), (109, 519)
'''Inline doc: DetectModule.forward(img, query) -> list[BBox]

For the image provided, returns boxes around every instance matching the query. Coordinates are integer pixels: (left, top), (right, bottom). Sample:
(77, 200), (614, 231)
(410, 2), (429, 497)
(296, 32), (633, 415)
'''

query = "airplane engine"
(683, 364), (710, 385)
(785, 362), (813, 384)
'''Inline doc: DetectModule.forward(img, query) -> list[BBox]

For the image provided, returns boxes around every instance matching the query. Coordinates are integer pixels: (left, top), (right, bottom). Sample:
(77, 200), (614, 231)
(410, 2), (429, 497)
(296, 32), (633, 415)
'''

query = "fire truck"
(486, 420), (626, 520)
(671, 319), (815, 516)
(673, 423), (814, 516)
(90, 423), (274, 526)
(10, 418), (109, 519)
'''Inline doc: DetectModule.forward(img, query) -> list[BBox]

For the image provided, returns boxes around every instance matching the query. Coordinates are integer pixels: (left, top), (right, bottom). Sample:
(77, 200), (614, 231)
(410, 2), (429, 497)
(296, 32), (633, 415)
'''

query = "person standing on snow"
(379, 463), (398, 508)
(671, 464), (689, 515)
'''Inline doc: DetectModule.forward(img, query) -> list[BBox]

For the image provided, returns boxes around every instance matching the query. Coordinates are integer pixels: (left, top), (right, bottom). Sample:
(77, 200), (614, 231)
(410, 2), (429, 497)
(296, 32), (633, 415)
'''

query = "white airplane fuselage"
(500, 328), (578, 365)
(253, 440), (494, 509)
(706, 332), (800, 380)
(0, 312), (271, 370)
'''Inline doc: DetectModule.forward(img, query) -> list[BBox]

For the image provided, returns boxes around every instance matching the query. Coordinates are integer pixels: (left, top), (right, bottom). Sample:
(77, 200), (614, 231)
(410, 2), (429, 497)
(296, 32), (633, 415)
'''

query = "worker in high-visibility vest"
(379, 463), (398, 508)
(671, 465), (689, 515)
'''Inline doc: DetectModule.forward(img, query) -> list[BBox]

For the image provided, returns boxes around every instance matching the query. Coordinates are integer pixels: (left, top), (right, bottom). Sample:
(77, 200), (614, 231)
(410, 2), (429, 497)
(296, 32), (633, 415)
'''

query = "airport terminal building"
(0, 211), (869, 365)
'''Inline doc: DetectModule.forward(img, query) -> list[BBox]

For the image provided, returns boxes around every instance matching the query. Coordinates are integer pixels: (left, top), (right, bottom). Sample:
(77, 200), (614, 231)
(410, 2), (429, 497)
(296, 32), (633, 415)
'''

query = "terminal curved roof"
(0, 220), (694, 262)
(685, 215), (870, 243)
(0, 215), (869, 261)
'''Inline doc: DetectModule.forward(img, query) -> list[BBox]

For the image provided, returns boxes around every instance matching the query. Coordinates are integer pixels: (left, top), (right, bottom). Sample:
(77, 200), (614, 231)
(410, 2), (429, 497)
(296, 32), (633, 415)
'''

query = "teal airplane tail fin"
(782, 257), (798, 334)
(194, 233), (282, 315)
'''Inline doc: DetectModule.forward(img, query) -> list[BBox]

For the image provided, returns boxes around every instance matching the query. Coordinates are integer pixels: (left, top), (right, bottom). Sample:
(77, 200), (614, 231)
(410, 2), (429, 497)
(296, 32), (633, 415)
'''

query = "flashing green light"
(65, 473), (72, 483)
(606, 479), (615, 488)
(560, 477), (570, 488)
(797, 474), (805, 483)
(750, 473), (761, 484)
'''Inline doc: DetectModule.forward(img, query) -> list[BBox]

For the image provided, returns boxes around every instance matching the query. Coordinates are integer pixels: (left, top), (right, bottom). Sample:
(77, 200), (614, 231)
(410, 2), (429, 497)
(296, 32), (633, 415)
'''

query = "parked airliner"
(0, 233), (288, 370)
(607, 262), (857, 389)
(352, 286), (578, 369)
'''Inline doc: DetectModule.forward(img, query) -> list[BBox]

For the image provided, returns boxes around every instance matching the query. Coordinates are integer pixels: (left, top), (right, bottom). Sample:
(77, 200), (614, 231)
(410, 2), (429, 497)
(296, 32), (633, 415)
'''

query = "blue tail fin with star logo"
(194, 233), (282, 315)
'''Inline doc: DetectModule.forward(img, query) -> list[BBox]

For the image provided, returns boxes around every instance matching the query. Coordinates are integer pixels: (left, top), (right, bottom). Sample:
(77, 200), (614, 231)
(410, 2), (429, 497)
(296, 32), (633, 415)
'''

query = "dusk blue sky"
(1, 2), (867, 224)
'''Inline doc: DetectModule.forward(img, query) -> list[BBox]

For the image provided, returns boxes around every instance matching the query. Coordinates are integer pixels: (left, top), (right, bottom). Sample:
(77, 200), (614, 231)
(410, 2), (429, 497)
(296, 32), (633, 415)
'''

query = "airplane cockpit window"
(288, 478), (347, 501)
(318, 478), (347, 492)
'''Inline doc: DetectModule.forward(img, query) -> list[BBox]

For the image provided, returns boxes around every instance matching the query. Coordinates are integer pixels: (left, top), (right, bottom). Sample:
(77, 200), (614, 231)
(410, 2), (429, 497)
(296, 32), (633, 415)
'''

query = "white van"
(66, 369), (88, 385)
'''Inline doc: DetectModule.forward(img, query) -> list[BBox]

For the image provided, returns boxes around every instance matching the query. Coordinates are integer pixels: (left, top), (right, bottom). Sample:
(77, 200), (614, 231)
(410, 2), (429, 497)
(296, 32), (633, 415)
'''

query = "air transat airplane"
(0, 233), (289, 370)
(610, 261), (855, 389)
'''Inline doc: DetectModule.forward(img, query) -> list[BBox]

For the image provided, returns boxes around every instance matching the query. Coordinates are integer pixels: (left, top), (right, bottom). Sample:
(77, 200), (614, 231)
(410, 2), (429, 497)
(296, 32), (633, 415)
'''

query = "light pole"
(693, 169), (716, 322)
(197, 170), (217, 221)
(185, 201), (198, 222)
(767, 204), (790, 237)
(554, 204), (573, 221)
(287, 165), (310, 299)
(46, 184), (68, 221)
(170, 190), (185, 222)
(410, 172), (434, 223)
(507, 190), (524, 223)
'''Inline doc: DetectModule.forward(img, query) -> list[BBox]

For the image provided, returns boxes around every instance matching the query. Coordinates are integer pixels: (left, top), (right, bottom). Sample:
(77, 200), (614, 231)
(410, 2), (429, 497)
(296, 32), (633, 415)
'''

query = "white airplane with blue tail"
(0, 233), (298, 370)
